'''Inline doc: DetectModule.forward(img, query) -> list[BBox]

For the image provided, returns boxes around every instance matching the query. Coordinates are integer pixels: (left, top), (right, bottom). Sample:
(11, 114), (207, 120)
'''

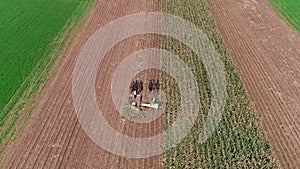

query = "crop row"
(161, 0), (276, 168)
(269, 0), (300, 32)
(0, 0), (94, 157)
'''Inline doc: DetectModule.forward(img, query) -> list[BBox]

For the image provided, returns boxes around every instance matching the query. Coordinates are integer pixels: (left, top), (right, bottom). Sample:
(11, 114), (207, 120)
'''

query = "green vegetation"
(162, 0), (276, 168)
(123, 103), (145, 120)
(0, 0), (93, 152)
(269, 0), (300, 31)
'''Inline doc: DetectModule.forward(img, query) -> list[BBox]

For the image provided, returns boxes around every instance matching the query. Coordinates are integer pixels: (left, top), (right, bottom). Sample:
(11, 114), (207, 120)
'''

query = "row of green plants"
(161, 0), (276, 168)
(269, 0), (300, 32)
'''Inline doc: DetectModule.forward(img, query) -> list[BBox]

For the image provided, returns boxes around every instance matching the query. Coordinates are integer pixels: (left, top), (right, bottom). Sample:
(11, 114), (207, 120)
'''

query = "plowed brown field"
(0, 0), (162, 168)
(207, 0), (300, 168)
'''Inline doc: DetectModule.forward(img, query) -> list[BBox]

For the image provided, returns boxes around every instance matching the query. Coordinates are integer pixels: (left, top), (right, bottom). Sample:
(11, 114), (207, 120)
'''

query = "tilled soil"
(0, 0), (163, 168)
(207, 0), (300, 168)
(2, 0), (300, 168)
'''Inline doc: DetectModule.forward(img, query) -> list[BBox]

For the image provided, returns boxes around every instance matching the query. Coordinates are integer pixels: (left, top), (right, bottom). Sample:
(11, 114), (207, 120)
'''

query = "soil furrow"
(207, 0), (300, 168)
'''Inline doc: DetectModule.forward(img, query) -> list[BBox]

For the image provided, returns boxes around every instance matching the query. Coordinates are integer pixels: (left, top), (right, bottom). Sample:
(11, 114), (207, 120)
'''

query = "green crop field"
(269, 0), (300, 32)
(162, 0), (276, 168)
(0, 0), (93, 151)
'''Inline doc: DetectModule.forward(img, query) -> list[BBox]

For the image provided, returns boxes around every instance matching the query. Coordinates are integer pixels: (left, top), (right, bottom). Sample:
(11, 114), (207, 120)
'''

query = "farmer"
(128, 95), (134, 104)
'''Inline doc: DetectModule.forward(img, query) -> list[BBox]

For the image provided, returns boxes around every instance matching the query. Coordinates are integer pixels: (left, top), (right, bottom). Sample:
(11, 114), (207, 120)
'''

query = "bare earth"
(2, 0), (300, 168)
(0, 0), (163, 168)
(207, 0), (300, 168)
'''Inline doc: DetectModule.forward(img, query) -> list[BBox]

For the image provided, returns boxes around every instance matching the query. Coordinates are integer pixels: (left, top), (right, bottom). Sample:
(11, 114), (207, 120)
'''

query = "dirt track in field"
(0, 0), (163, 168)
(207, 0), (300, 168)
